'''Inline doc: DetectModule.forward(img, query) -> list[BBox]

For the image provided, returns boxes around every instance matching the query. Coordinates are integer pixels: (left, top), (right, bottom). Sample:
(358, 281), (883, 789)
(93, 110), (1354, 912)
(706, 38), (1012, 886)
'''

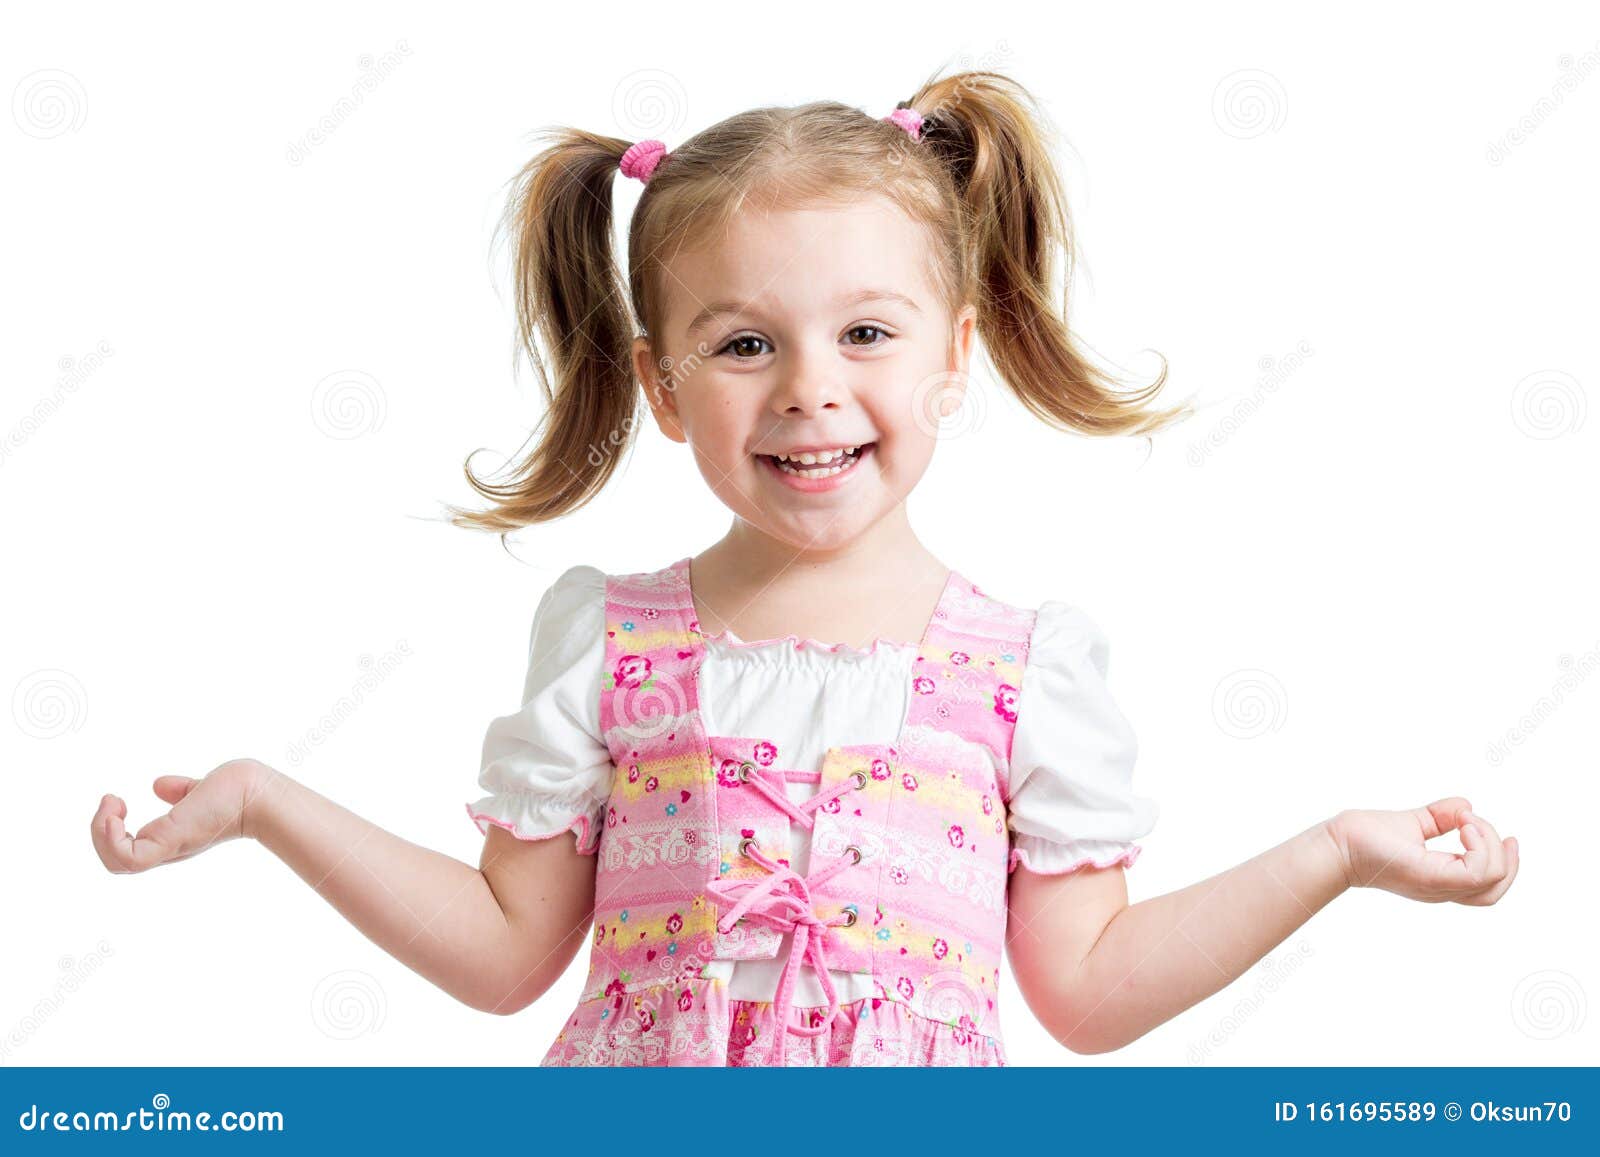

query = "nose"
(769, 340), (842, 418)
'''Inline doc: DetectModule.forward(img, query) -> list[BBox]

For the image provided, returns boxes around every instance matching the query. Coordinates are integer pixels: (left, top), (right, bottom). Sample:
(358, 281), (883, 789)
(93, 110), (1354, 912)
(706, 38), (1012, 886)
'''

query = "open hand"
(1328, 797), (1519, 905)
(90, 758), (269, 873)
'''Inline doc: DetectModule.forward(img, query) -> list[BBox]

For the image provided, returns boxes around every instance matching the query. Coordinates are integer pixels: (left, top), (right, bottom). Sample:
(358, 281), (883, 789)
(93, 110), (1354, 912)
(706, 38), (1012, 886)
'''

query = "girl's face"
(633, 193), (976, 555)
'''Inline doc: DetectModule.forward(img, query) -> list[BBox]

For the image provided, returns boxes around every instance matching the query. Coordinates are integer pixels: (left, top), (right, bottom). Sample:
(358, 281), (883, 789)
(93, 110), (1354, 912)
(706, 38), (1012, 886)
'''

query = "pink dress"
(467, 558), (1157, 1065)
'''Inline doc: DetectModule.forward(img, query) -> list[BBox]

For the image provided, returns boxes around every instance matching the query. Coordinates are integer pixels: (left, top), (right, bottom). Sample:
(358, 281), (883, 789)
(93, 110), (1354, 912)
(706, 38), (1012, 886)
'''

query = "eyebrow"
(684, 288), (923, 336)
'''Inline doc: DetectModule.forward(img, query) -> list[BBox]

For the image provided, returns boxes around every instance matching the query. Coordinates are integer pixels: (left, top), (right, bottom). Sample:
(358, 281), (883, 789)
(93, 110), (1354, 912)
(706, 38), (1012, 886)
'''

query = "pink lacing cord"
(736, 763), (859, 830)
(704, 764), (867, 1064)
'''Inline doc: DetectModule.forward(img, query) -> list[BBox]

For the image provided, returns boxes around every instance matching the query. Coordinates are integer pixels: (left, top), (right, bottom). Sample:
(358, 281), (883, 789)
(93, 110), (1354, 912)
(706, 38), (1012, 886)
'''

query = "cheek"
(905, 348), (972, 444)
(680, 387), (757, 464)
(889, 429), (938, 478)
(873, 373), (939, 449)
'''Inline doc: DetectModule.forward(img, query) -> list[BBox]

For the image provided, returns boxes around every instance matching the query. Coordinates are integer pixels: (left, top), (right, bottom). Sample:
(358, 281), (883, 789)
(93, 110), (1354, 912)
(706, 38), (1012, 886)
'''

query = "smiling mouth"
(757, 443), (875, 478)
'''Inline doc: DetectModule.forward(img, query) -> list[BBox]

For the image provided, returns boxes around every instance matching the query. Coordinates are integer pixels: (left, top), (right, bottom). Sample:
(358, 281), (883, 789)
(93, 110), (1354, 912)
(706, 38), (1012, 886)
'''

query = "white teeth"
(769, 444), (866, 478)
(776, 444), (859, 464)
(776, 459), (850, 477)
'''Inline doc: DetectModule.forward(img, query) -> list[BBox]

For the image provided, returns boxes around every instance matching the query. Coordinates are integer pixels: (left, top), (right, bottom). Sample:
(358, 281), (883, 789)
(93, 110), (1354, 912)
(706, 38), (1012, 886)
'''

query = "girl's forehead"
(657, 195), (941, 325)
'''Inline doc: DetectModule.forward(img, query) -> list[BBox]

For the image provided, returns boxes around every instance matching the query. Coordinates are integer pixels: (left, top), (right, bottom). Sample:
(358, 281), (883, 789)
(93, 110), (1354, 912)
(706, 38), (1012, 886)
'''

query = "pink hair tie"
(884, 105), (923, 141)
(619, 139), (668, 184)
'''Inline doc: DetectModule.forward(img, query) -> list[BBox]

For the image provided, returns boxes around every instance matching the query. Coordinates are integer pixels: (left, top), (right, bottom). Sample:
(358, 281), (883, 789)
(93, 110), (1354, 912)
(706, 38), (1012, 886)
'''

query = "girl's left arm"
(1007, 797), (1518, 1054)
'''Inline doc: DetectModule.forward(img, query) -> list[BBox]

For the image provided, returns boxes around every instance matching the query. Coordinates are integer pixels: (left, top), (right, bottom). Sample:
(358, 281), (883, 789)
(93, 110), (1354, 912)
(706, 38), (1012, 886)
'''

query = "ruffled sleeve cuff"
(1007, 833), (1142, 876)
(466, 794), (603, 854)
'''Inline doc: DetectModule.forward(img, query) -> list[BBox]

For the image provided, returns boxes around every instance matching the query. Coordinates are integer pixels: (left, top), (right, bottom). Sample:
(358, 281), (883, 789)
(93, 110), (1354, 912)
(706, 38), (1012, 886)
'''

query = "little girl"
(90, 69), (1518, 1067)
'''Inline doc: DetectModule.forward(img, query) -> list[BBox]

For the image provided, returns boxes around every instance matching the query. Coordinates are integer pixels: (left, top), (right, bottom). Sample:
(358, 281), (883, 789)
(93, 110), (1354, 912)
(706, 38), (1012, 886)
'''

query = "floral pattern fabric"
(540, 557), (1037, 1066)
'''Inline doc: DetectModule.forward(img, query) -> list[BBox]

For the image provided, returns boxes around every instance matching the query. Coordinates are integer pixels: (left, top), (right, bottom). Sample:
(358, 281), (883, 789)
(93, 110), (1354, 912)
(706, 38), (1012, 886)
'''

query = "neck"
(705, 508), (938, 591)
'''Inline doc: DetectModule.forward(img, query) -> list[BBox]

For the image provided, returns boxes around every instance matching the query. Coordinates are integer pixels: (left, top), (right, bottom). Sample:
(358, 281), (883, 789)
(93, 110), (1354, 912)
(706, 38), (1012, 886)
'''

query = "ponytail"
(446, 129), (640, 536)
(909, 71), (1192, 438)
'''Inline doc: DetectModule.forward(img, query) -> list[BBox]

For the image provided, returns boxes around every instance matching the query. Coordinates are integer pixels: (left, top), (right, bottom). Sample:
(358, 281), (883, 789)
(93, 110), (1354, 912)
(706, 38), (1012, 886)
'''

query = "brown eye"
(721, 334), (771, 359)
(844, 325), (888, 347)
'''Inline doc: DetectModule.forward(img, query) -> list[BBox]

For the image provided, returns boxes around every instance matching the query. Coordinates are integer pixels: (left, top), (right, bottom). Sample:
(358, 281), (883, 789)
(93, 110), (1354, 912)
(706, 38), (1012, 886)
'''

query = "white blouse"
(467, 565), (1158, 1007)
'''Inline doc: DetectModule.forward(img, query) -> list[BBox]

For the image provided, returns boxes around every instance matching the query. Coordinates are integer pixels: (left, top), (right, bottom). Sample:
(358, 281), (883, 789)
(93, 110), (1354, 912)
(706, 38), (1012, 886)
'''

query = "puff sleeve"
(464, 565), (612, 854)
(1005, 600), (1158, 875)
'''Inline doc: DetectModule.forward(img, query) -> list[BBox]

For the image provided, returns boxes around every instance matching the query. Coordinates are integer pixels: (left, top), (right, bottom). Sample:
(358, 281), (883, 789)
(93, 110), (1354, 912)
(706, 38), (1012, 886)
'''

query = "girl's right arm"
(90, 758), (596, 1016)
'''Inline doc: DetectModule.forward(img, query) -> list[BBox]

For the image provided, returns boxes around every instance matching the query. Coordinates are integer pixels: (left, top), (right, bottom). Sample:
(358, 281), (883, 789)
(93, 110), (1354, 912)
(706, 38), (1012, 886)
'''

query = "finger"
(126, 809), (191, 867)
(1417, 797), (1473, 840)
(1463, 810), (1506, 883)
(1463, 835), (1520, 906)
(90, 794), (132, 873)
(97, 800), (157, 874)
(1408, 846), (1476, 894)
(1453, 821), (1496, 892)
(97, 794), (146, 873)
(103, 799), (186, 873)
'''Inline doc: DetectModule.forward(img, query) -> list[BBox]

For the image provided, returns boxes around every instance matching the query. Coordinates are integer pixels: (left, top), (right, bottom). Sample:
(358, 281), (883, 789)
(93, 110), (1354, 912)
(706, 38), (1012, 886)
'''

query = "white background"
(3, 0), (1595, 1067)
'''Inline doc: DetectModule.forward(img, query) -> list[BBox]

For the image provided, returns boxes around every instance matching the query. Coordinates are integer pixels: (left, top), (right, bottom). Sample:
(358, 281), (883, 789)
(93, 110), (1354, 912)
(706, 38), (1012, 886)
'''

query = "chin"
(765, 511), (882, 553)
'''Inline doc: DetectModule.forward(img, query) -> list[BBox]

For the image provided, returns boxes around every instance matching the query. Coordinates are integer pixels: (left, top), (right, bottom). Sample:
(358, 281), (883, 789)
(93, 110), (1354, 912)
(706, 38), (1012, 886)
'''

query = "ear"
(949, 302), (978, 376)
(633, 335), (687, 444)
(933, 303), (978, 421)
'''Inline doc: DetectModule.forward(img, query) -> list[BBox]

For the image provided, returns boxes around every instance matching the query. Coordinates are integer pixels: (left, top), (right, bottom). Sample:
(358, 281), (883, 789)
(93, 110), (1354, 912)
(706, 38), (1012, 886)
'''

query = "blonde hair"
(447, 68), (1193, 536)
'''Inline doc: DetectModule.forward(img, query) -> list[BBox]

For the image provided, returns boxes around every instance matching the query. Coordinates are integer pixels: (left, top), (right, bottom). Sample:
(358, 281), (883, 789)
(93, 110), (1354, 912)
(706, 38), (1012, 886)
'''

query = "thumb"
(1417, 796), (1473, 840)
(151, 775), (201, 806)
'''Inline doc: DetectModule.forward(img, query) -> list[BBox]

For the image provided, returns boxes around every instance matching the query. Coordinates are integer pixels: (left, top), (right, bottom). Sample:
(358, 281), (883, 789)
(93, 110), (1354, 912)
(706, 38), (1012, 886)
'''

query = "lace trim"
(695, 627), (918, 659)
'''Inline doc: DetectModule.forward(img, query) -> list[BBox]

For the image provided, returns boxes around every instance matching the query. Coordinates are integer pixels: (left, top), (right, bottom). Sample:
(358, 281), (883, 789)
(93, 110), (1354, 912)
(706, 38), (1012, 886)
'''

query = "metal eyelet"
(849, 769), (868, 790)
(739, 836), (757, 857)
(844, 844), (862, 864)
(737, 761), (756, 782)
(839, 908), (858, 927)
